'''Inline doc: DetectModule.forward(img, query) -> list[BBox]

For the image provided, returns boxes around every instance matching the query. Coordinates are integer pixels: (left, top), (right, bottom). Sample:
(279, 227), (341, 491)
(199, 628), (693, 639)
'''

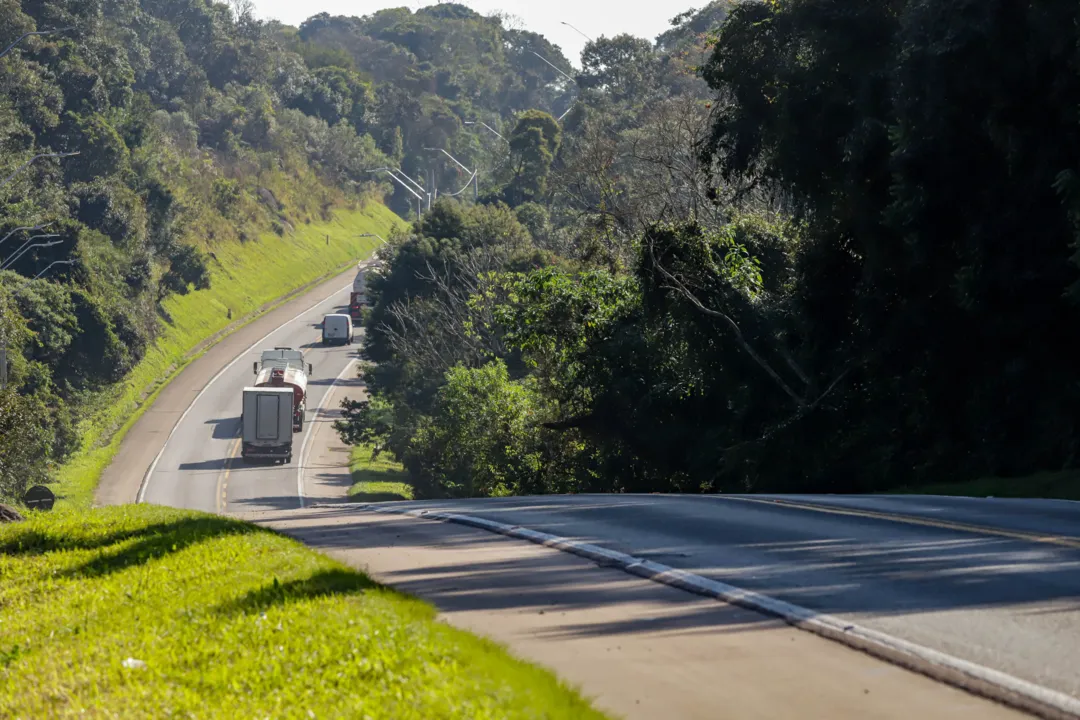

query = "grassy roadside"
(347, 444), (414, 502)
(53, 203), (401, 509)
(894, 470), (1080, 502)
(0, 506), (608, 719)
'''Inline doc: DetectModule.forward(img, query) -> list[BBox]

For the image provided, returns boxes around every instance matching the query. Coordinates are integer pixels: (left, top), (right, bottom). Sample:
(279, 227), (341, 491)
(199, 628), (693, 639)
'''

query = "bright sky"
(252, 1), (687, 66)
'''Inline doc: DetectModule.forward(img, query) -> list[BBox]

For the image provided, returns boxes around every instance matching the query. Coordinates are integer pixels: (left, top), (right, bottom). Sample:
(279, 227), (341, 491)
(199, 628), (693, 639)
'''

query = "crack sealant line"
(362, 503), (1080, 720)
(295, 357), (359, 509)
(136, 277), (360, 504)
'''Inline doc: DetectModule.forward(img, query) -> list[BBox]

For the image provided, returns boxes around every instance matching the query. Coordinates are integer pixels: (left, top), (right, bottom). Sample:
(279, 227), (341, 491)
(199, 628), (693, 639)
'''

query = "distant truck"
(241, 387), (294, 463)
(349, 259), (386, 321)
(252, 348), (311, 432)
(349, 262), (368, 320)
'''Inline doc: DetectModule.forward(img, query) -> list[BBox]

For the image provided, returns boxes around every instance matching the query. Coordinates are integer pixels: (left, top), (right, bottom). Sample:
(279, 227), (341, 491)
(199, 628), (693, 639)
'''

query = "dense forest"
(0, 0), (403, 501)
(3, 0), (1079, 504)
(337, 0), (1080, 499)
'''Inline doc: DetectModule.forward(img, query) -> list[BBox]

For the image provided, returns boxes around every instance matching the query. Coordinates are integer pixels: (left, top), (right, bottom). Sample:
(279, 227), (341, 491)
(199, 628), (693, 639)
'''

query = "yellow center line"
(217, 437), (242, 514)
(712, 495), (1080, 550)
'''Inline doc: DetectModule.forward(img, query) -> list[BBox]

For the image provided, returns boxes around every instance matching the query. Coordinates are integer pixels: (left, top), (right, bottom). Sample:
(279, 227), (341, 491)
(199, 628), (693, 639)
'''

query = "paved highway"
(111, 265), (1079, 717)
(363, 494), (1080, 702)
(139, 280), (360, 513)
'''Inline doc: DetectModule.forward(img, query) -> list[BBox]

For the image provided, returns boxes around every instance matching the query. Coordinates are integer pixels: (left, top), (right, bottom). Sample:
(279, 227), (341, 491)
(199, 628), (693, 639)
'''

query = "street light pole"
(560, 21), (593, 43)
(0, 27), (75, 61)
(0, 152), (78, 192)
(0, 223), (52, 250)
(424, 147), (480, 202)
(530, 51), (579, 122)
(1, 238), (62, 271)
(370, 168), (425, 222)
(531, 51), (576, 85)
(464, 121), (508, 144)
(376, 167), (430, 211)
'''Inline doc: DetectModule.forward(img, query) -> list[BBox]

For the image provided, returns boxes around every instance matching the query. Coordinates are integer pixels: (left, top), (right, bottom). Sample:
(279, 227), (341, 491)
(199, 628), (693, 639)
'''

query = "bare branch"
(646, 231), (805, 405)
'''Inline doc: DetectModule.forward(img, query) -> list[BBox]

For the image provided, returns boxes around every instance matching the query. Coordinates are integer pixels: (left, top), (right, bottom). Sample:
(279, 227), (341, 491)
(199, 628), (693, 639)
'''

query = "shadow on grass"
(351, 490), (413, 503)
(0, 513), (275, 581)
(213, 567), (381, 616)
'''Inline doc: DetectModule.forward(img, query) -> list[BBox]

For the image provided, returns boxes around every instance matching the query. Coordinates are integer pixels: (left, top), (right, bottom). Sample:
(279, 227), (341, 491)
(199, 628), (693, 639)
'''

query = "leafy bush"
(0, 388), (52, 502)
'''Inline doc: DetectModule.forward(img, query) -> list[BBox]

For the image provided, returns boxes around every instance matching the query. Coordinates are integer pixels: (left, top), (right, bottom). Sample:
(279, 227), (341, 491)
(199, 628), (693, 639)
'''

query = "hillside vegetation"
(0, 506), (608, 718)
(0, 0), (405, 503)
(331, 0), (1080, 500)
(5, 0), (1080, 505)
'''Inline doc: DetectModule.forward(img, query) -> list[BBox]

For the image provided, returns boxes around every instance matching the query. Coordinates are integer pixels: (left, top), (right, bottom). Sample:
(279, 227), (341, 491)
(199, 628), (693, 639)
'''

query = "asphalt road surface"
(363, 494), (1080, 701)
(115, 266), (1079, 716)
(139, 280), (360, 514)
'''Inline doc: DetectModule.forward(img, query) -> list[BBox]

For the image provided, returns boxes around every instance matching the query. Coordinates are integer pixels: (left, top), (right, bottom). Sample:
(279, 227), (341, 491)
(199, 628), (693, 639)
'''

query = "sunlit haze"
(252, 0), (685, 66)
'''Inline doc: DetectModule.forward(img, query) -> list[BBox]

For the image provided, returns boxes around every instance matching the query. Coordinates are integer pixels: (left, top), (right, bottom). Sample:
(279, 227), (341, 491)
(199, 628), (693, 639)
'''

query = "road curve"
(139, 282), (359, 513)
(100, 260), (1078, 715)
(361, 494), (1080, 702)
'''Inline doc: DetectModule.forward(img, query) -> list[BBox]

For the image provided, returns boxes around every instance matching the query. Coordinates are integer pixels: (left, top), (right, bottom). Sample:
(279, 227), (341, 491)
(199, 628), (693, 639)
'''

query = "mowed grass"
(895, 469), (1080, 502)
(348, 444), (414, 502)
(0, 506), (609, 719)
(54, 203), (401, 509)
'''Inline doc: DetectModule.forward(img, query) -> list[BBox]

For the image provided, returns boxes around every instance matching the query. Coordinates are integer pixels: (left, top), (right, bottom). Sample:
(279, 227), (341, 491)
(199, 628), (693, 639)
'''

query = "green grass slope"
(54, 203), (401, 509)
(347, 444), (414, 502)
(0, 506), (607, 719)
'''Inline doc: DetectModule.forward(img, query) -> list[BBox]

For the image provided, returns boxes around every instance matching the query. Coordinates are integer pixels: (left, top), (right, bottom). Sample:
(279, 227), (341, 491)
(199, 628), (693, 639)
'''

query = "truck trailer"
(252, 348), (311, 432)
(349, 259), (386, 320)
(241, 386), (294, 463)
(349, 262), (368, 320)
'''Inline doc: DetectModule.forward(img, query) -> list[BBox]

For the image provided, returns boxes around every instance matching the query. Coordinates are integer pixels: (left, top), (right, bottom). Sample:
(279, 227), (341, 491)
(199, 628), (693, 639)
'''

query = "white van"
(321, 313), (353, 346)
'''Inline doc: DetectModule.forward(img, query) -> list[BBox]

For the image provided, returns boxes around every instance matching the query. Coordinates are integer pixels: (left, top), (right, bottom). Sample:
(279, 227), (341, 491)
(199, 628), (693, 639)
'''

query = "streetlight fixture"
(1, 237), (61, 271)
(464, 121), (508, 144)
(424, 147), (479, 202)
(530, 51), (579, 122)
(560, 21), (593, 43)
(0, 223), (52, 249)
(531, 51), (576, 85)
(32, 259), (73, 280)
(0, 27), (75, 61)
(0, 152), (79, 191)
(373, 167), (430, 211)
(369, 169), (425, 222)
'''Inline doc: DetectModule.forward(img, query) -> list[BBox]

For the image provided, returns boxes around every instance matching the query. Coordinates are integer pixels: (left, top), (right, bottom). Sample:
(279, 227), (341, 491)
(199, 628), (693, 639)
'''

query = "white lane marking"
(360, 504), (1080, 720)
(137, 282), (353, 504)
(295, 357), (358, 509)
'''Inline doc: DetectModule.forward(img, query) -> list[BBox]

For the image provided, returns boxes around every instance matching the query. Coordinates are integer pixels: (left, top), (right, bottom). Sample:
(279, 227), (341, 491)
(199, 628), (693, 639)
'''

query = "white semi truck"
(241, 386), (295, 463)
